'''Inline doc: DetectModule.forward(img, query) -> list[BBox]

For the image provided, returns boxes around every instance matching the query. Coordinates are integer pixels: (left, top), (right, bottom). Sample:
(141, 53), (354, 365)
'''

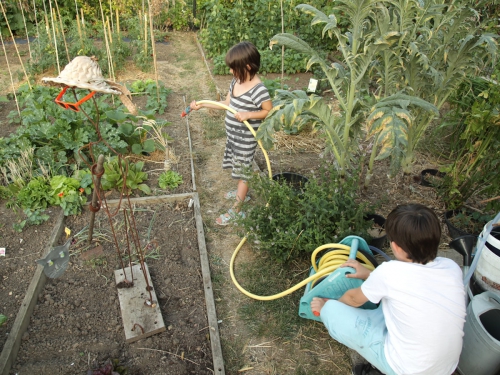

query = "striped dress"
(223, 78), (271, 180)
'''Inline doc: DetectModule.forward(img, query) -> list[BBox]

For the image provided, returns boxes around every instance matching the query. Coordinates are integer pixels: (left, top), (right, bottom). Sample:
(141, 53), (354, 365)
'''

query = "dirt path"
(158, 32), (352, 374)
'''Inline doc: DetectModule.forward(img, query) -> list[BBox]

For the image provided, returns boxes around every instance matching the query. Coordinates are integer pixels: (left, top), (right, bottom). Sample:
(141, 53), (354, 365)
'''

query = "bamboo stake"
(143, 12), (148, 55)
(54, 0), (70, 62)
(116, 8), (120, 36)
(108, 0), (114, 32)
(41, 0), (51, 44)
(0, 0), (32, 89)
(80, 8), (86, 40)
(106, 15), (112, 43)
(44, 13), (51, 44)
(32, 0), (41, 56)
(98, 0), (114, 80)
(76, 13), (83, 49)
(280, 0), (284, 89)
(47, 0), (61, 74)
(147, 0), (159, 103)
(18, 0), (32, 58)
(0, 32), (21, 116)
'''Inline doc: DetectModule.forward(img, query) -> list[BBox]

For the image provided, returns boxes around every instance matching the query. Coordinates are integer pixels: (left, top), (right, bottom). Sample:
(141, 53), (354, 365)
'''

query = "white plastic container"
(457, 291), (500, 375)
(474, 224), (500, 293)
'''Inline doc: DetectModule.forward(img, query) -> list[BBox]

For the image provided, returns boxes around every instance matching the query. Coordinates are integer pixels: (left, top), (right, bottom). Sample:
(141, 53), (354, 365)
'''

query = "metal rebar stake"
(88, 154), (105, 244)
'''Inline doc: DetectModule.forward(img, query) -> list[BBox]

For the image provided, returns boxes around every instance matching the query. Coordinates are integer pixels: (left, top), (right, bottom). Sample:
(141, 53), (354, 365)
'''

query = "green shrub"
(237, 165), (375, 262)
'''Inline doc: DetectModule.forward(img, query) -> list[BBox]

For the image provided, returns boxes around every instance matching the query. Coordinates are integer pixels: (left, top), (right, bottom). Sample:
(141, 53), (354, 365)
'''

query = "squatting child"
(189, 41), (272, 225)
(311, 203), (466, 375)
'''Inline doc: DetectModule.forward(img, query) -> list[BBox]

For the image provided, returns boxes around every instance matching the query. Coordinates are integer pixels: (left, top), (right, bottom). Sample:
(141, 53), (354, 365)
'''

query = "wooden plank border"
(0, 192), (225, 375)
(0, 210), (65, 375)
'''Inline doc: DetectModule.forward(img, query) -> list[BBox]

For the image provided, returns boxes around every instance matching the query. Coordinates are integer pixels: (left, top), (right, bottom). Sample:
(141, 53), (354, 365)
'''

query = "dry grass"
(273, 129), (325, 153)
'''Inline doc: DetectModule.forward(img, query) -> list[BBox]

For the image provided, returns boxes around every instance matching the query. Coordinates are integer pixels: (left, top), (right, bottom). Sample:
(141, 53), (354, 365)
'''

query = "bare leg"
(233, 180), (249, 210)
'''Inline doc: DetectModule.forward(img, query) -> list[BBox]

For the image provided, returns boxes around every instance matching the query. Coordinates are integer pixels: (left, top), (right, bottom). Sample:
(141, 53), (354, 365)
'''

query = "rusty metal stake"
(88, 154), (105, 244)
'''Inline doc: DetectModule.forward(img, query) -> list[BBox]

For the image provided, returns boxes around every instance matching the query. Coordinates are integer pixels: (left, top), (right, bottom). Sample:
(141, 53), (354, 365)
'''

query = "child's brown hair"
(386, 203), (441, 264)
(225, 41), (260, 83)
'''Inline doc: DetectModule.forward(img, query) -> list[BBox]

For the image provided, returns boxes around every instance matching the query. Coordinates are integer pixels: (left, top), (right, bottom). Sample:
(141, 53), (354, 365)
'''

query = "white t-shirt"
(361, 257), (466, 375)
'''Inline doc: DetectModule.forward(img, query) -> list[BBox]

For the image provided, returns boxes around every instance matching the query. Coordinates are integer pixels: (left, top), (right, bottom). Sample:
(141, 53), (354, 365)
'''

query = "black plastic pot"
(420, 169), (446, 187)
(364, 214), (387, 249)
(272, 172), (308, 192)
(444, 209), (477, 239)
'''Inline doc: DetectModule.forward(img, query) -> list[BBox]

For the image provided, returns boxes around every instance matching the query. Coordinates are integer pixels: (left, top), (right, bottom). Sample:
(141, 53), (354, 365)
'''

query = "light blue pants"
(320, 300), (397, 375)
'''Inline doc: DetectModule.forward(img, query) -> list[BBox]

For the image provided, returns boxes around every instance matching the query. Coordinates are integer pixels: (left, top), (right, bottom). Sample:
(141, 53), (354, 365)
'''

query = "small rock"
(167, 325), (173, 331)
(22, 332), (29, 341)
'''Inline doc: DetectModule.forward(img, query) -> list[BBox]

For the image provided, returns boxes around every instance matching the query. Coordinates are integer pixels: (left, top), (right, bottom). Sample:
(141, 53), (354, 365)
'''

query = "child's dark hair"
(385, 204), (441, 264)
(225, 41), (260, 83)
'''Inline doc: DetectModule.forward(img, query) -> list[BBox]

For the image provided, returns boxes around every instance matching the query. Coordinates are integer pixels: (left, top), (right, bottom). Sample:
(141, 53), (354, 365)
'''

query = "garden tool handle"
(348, 238), (359, 260)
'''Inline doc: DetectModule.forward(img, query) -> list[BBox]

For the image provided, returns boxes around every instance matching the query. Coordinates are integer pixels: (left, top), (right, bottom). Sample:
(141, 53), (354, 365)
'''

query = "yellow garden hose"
(188, 100), (376, 301)
(229, 241), (375, 301)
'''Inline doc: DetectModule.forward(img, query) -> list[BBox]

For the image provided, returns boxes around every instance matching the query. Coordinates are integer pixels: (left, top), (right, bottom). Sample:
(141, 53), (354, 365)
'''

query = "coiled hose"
(186, 100), (377, 301)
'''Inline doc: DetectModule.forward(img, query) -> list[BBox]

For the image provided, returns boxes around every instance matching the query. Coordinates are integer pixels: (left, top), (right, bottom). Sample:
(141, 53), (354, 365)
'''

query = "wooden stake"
(0, 32), (21, 116)
(147, 0), (160, 104)
(54, 0), (70, 62)
(0, 0), (32, 89)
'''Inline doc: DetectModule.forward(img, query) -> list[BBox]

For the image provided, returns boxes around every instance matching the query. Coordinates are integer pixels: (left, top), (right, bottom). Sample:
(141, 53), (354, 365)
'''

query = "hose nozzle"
(181, 105), (192, 117)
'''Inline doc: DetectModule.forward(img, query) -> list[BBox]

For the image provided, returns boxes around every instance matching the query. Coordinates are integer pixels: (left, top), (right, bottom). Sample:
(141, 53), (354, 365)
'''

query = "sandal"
(216, 208), (246, 226)
(224, 190), (251, 202)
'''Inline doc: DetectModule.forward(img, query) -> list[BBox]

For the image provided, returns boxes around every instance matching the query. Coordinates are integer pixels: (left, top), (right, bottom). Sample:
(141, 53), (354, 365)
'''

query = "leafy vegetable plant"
(49, 176), (87, 216)
(13, 209), (50, 233)
(101, 157), (151, 195)
(158, 170), (183, 189)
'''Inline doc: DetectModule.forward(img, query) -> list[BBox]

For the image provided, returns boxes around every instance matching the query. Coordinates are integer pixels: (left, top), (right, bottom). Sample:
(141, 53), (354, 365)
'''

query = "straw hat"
(42, 56), (121, 95)
(42, 56), (138, 115)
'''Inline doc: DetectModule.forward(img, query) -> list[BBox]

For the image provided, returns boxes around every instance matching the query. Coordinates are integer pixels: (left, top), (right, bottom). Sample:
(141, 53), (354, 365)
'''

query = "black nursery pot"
(272, 172), (309, 192)
(364, 214), (387, 249)
(444, 209), (474, 239)
(420, 169), (446, 187)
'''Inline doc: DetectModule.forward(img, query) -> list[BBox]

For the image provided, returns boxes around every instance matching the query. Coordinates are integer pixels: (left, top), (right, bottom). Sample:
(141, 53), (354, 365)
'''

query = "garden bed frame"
(0, 193), (225, 375)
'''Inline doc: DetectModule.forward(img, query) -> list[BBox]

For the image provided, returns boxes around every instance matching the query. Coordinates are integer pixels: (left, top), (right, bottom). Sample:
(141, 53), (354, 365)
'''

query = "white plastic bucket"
(474, 223), (500, 293)
(457, 291), (500, 375)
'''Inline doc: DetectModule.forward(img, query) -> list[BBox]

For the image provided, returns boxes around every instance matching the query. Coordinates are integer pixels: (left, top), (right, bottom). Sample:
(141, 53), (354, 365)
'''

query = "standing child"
(189, 41), (272, 225)
(311, 204), (466, 375)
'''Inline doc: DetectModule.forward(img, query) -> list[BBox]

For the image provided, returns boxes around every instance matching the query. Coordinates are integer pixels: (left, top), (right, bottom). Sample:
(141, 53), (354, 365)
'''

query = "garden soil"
(0, 32), (463, 375)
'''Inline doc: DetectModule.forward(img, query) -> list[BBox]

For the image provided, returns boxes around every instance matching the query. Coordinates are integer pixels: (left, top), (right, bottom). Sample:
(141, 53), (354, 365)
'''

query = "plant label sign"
(307, 78), (318, 92)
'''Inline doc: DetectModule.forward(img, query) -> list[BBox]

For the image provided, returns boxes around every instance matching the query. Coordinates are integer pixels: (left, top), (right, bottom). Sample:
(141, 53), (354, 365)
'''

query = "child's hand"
(190, 100), (201, 111)
(341, 259), (371, 280)
(234, 111), (250, 122)
(311, 297), (329, 317)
